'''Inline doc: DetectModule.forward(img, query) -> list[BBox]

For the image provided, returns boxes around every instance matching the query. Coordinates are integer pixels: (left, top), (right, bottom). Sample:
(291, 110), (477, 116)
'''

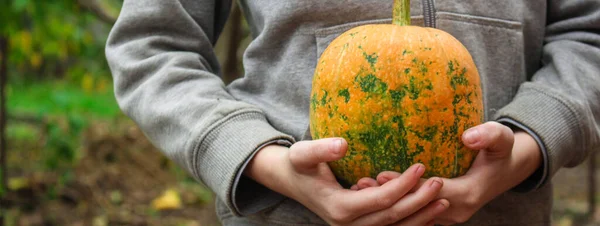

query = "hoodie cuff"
(193, 111), (295, 216)
(497, 118), (548, 192)
(231, 139), (293, 215)
(494, 84), (585, 190)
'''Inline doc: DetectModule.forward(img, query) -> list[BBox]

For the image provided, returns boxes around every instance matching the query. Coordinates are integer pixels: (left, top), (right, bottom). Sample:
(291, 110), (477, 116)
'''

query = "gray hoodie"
(106, 0), (600, 225)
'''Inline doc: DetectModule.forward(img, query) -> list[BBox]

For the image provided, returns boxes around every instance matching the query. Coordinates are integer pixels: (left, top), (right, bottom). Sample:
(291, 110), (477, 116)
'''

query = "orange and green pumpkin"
(309, 0), (484, 185)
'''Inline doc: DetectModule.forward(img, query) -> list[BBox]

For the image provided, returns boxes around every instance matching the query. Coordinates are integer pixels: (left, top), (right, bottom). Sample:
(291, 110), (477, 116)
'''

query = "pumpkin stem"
(392, 0), (411, 26)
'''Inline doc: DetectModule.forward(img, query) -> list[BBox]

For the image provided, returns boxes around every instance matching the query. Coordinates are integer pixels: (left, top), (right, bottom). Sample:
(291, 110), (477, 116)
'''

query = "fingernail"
(429, 178), (442, 189)
(414, 164), (425, 176)
(332, 139), (342, 154)
(463, 128), (480, 145)
(438, 199), (449, 209)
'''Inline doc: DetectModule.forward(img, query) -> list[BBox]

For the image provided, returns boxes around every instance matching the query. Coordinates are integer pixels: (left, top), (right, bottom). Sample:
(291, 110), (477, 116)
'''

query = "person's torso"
(223, 1), (550, 225)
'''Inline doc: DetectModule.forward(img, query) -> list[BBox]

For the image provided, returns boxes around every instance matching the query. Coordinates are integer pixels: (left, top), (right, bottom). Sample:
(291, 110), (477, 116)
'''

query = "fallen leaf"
(151, 188), (182, 210)
(8, 177), (29, 191)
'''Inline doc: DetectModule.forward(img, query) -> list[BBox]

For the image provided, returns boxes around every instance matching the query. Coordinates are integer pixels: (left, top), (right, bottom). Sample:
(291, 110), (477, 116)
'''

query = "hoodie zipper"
(422, 0), (436, 28)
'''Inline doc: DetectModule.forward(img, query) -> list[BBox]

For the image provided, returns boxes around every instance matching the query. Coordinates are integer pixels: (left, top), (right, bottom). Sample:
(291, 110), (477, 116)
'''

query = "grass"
(7, 79), (121, 120)
(5, 79), (124, 171)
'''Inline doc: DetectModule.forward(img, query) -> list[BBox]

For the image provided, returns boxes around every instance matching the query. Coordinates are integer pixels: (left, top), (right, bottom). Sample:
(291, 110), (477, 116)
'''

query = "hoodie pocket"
(313, 13), (525, 121)
(435, 12), (525, 120)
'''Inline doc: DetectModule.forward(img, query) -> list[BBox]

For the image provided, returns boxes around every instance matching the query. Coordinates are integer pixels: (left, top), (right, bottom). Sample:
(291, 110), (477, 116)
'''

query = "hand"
(353, 122), (542, 225)
(245, 138), (450, 226)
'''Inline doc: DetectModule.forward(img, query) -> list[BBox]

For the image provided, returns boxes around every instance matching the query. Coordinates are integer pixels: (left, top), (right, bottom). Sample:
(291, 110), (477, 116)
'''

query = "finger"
(350, 185), (358, 190)
(350, 177), (444, 226)
(377, 171), (427, 193)
(335, 164), (425, 219)
(392, 199), (449, 226)
(288, 138), (347, 170)
(357, 177), (379, 189)
(376, 171), (401, 184)
(462, 122), (514, 157)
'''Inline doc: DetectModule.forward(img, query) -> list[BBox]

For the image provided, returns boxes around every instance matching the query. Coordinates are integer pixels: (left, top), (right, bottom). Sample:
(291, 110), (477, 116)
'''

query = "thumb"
(288, 138), (347, 170)
(462, 122), (514, 158)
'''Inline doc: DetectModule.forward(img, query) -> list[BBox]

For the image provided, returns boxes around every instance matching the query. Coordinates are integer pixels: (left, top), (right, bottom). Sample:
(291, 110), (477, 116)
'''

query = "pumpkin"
(309, 0), (483, 186)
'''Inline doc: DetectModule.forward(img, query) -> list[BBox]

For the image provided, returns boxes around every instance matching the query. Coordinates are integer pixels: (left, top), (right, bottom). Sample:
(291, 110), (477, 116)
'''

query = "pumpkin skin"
(309, 24), (484, 186)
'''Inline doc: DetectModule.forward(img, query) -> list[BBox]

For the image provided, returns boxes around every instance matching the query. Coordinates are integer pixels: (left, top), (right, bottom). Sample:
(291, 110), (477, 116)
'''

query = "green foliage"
(43, 115), (84, 169)
(8, 80), (119, 118)
(1, 0), (121, 84)
(6, 123), (38, 141)
(0, 0), (124, 186)
(8, 81), (121, 170)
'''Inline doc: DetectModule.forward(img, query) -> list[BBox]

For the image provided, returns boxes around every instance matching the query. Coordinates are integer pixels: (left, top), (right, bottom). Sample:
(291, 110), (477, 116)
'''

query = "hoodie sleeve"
(105, 0), (295, 215)
(495, 0), (600, 189)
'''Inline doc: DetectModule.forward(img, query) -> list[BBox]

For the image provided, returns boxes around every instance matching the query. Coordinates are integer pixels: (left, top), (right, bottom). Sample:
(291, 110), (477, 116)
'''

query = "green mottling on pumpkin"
(463, 122), (473, 132)
(413, 102), (422, 114)
(449, 110), (460, 140)
(407, 143), (426, 163)
(457, 110), (470, 118)
(389, 89), (407, 105)
(404, 68), (411, 74)
(450, 67), (469, 90)
(320, 90), (329, 105)
(408, 76), (422, 100)
(357, 73), (388, 95)
(423, 105), (432, 114)
(425, 80), (434, 90)
(312, 129), (321, 139)
(428, 157), (436, 177)
(402, 49), (413, 56)
(344, 131), (354, 141)
(338, 89), (351, 103)
(417, 61), (428, 74)
(340, 114), (348, 121)
(439, 126), (451, 144)
(311, 93), (319, 110)
(358, 125), (394, 176)
(415, 144), (425, 155)
(358, 45), (379, 70)
(466, 92), (473, 104)
(447, 61), (456, 75)
(452, 94), (463, 105)
(410, 125), (438, 142)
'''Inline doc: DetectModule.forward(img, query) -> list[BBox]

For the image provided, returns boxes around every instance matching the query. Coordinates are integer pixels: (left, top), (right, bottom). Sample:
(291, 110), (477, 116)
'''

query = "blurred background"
(0, 1), (597, 226)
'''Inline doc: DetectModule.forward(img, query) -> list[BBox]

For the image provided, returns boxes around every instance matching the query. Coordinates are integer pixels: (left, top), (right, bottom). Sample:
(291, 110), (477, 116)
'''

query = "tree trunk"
(0, 35), (8, 224)
(589, 152), (597, 219)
